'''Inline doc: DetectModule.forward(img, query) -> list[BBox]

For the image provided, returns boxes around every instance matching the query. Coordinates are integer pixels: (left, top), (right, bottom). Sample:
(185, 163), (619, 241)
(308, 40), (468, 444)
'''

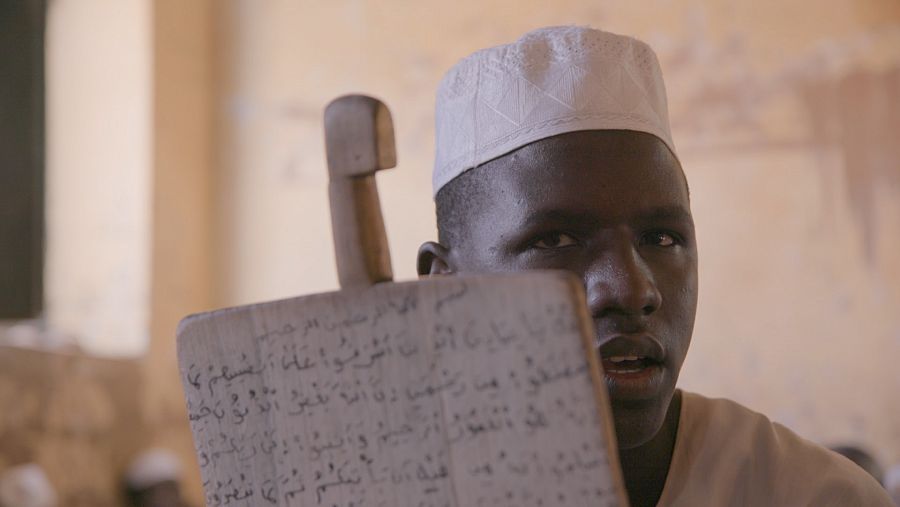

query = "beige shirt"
(658, 391), (893, 506)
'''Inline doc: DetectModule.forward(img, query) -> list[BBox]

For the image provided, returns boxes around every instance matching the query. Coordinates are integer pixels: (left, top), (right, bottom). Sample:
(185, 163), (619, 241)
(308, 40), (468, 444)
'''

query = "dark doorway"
(0, 0), (47, 319)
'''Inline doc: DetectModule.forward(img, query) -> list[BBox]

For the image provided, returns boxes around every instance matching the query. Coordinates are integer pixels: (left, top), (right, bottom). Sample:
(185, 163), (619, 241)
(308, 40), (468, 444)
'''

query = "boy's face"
(420, 130), (698, 449)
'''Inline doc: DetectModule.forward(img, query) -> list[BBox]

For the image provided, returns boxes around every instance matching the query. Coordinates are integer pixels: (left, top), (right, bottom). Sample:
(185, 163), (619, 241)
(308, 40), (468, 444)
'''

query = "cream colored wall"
(215, 0), (900, 466)
(45, 0), (152, 357)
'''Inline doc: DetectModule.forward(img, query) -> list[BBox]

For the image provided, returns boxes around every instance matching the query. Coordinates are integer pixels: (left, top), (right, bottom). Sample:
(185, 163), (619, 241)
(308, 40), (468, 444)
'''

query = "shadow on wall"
(665, 23), (900, 264)
(801, 66), (900, 261)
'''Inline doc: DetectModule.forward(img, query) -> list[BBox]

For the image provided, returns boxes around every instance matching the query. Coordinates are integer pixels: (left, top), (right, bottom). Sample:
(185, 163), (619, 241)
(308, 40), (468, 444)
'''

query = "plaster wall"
(44, 0), (152, 357)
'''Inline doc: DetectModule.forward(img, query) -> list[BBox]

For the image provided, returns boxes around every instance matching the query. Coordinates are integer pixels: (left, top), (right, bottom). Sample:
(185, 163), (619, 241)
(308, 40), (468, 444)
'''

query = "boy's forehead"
(480, 129), (680, 186)
(458, 130), (689, 226)
(433, 26), (679, 198)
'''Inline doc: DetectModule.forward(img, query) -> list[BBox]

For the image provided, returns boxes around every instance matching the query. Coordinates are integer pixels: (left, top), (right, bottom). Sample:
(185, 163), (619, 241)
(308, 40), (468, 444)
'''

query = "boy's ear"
(417, 241), (454, 276)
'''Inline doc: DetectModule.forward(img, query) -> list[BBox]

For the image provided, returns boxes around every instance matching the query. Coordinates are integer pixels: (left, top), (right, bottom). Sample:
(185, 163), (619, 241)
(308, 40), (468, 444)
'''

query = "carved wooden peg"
(324, 95), (396, 289)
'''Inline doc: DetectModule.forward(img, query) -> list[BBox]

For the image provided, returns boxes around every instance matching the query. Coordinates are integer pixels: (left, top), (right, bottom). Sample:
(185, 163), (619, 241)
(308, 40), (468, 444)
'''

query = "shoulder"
(658, 391), (892, 506)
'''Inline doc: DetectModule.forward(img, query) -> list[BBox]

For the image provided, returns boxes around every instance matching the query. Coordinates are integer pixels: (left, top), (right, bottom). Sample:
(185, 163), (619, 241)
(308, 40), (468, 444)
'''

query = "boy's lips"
(596, 334), (667, 401)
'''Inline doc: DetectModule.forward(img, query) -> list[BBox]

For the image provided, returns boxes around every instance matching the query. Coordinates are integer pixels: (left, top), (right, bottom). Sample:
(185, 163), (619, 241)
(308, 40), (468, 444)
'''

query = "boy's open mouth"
(597, 335), (667, 400)
(601, 355), (660, 374)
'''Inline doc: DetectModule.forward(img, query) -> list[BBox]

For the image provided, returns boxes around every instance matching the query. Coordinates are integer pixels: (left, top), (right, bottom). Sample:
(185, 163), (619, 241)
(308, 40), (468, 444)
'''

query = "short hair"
(435, 162), (486, 248)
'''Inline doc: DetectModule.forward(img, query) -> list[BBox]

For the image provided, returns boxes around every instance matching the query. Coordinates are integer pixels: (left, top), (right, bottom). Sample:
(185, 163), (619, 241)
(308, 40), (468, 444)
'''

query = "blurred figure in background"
(830, 444), (885, 486)
(0, 464), (57, 507)
(884, 464), (900, 506)
(124, 449), (192, 507)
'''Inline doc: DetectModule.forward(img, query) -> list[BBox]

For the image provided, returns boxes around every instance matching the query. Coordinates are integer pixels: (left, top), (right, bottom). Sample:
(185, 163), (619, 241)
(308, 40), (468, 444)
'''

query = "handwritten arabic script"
(178, 274), (623, 507)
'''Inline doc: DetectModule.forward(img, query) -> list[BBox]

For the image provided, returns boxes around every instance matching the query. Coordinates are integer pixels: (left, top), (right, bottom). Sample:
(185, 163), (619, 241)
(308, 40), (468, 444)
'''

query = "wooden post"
(324, 95), (396, 289)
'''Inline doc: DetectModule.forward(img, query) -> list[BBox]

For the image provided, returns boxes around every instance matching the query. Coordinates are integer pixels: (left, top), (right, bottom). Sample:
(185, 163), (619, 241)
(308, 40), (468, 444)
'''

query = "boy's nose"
(585, 243), (662, 319)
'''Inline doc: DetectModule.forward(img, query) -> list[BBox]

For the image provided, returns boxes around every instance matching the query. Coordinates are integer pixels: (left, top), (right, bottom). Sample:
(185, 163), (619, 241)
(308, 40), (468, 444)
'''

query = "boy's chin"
(611, 395), (673, 451)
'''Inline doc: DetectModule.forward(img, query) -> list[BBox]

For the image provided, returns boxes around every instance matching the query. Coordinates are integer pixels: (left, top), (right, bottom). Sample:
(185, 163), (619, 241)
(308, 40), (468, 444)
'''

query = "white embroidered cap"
(433, 26), (678, 196)
(125, 448), (182, 490)
(0, 464), (57, 507)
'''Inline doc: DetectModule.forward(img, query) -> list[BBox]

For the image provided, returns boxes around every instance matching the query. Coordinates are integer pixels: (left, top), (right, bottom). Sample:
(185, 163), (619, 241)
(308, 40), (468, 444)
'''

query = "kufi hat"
(0, 464), (57, 507)
(124, 448), (182, 490)
(433, 26), (678, 196)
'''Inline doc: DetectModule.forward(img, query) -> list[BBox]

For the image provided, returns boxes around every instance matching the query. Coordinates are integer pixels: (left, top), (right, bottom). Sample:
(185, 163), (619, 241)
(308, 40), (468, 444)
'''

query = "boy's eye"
(644, 231), (678, 247)
(532, 232), (577, 249)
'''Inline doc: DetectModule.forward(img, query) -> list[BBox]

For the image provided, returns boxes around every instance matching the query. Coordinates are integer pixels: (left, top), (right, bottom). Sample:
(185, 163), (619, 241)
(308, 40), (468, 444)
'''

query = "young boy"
(416, 26), (891, 506)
